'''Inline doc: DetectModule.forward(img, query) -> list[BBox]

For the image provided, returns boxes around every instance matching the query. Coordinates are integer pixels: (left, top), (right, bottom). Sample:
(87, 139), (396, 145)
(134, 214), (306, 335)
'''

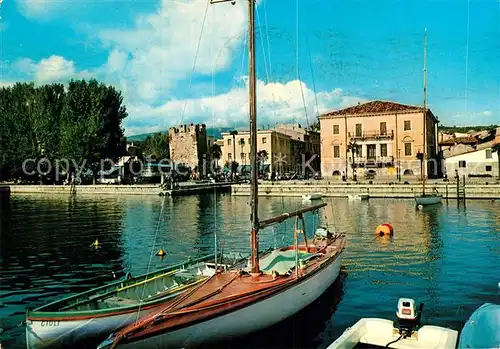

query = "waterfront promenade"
(5, 182), (233, 196)
(232, 180), (500, 199)
(3, 179), (499, 199)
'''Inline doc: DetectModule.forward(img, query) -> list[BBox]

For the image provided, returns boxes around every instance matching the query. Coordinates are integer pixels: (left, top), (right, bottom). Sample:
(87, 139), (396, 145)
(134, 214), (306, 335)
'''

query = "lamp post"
(397, 149), (401, 181)
(347, 139), (358, 180)
(230, 130), (238, 180)
(416, 150), (424, 181)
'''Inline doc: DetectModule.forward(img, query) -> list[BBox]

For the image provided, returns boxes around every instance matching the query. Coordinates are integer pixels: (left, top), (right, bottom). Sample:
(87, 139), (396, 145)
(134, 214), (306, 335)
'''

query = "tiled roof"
(322, 100), (425, 117)
(439, 136), (478, 146)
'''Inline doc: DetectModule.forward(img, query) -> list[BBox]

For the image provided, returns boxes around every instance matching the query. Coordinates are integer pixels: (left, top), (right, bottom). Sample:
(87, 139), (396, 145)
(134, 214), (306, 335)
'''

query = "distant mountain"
(125, 127), (235, 142)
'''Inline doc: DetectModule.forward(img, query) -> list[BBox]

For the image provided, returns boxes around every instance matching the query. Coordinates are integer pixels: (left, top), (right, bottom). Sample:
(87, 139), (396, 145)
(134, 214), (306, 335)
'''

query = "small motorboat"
(327, 298), (458, 349)
(414, 194), (442, 206)
(302, 193), (323, 201)
(25, 253), (247, 349)
(458, 302), (500, 349)
(348, 194), (369, 200)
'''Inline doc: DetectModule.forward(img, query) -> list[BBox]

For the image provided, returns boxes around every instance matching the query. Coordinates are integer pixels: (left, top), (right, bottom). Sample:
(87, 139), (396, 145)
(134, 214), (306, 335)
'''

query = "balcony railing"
(351, 156), (395, 168)
(348, 129), (394, 140)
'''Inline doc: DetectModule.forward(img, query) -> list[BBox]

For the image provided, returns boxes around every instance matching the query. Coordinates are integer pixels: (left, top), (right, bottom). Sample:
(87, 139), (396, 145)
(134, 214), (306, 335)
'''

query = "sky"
(0, 0), (499, 136)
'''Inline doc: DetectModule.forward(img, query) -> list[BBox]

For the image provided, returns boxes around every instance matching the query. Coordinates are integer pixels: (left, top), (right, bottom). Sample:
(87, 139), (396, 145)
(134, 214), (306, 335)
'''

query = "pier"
(6, 182), (233, 196)
(231, 181), (500, 199)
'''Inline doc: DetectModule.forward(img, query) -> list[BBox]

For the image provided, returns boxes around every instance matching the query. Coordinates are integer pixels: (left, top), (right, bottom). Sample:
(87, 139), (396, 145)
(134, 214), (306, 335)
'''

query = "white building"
(445, 147), (498, 178)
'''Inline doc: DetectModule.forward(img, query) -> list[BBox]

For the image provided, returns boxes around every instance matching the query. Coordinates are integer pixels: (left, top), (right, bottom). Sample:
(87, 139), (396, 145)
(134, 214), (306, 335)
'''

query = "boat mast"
(422, 28), (427, 195)
(248, 0), (260, 274)
(209, 0), (258, 273)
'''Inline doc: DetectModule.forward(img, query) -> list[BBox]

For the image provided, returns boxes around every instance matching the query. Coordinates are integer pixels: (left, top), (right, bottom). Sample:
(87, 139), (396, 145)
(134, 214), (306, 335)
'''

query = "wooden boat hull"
(26, 307), (158, 349)
(326, 318), (458, 349)
(414, 195), (442, 206)
(25, 253), (245, 349)
(99, 249), (342, 348)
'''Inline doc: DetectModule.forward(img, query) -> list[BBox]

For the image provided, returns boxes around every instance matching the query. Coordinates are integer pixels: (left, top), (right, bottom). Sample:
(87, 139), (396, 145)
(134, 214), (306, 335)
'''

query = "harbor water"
(0, 193), (499, 348)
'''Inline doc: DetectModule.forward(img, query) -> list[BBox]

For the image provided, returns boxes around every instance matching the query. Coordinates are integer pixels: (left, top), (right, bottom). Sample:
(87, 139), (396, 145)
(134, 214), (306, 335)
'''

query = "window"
(262, 137), (267, 144)
(404, 120), (411, 131)
(404, 142), (412, 156)
(380, 122), (387, 135)
(367, 144), (376, 159)
(248, 138), (250, 144)
(355, 123), (362, 137)
(239, 139), (245, 145)
(228, 153), (232, 161)
(333, 146), (340, 158)
(241, 153), (246, 161)
(356, 145), (363, 158)
(459, 160), (466, 168)
(486, 149), (493, 159)
(486, 165), (492, 172)
(333, 125), (340, 134)
(380, 144), (388, 157)
(227, 139), (232, 145)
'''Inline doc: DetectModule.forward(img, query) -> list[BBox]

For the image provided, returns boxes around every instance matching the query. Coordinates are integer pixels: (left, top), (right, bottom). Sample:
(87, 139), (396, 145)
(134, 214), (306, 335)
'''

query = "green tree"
(59, 79), (127, 183)
(209, 143), (222, 171)
(0, 83), (38, 180)
(141, 133), (170, 160)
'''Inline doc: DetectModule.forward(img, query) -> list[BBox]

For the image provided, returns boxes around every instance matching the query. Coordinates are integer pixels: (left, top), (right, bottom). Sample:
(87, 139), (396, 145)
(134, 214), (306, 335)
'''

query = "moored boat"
(348, 194), (369, 200)
(302, 193), (323, 201)
(327, 298), (458, 349)
(414, 194), (442, 206)
(97, 1), (346, 347)
(98, 226), (345, 349)
(25, 253), (246, 349)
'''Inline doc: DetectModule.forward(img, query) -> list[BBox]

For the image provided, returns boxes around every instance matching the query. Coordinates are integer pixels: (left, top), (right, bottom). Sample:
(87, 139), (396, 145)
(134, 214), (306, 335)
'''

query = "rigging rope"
(296, 0), (310, 129)
(307, 35), (320, 122)
(256, 3), (278, 128)
(136, 194), (167, 322)
(180, 0), (210, 125)
(464, 0), (470, 116)
(212, 3), (218, 270)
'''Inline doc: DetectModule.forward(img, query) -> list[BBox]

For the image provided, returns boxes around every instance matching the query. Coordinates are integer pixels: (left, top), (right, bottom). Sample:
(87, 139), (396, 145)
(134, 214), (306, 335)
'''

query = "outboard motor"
(395, 298), (424, 338)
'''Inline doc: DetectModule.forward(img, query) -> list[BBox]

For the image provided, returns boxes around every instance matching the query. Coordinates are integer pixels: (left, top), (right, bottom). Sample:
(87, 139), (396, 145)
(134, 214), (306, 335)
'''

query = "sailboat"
(97, 1), (345, 348)
(414, 28), (442, 206)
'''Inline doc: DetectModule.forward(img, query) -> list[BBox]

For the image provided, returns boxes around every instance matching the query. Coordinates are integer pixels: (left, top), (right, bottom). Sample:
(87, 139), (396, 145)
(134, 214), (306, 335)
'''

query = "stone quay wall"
(231, 181), (500, 199)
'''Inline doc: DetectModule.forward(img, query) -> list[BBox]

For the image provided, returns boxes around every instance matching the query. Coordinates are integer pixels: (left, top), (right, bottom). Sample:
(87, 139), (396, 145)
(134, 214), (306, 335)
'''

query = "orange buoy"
(376, 223), (394, 236)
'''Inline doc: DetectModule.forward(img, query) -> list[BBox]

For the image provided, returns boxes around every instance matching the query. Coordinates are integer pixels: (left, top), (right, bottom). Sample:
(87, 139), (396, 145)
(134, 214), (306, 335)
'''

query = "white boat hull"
(103, 252), (343, 348)
(348, 194), (369, 200)
(302, 193), (323, 201)
(327, 318), (458, 349)
(414, 195), (442, 206)
(26, 308), (155, 349)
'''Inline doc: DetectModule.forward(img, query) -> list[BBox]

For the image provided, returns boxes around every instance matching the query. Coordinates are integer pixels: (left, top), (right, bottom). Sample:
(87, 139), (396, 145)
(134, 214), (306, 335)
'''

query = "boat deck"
(120, 235), (345, 340)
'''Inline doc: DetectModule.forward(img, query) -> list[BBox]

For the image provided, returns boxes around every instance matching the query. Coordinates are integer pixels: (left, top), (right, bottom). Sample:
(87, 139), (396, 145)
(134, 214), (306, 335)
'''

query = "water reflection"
(1, 195), (499, 349)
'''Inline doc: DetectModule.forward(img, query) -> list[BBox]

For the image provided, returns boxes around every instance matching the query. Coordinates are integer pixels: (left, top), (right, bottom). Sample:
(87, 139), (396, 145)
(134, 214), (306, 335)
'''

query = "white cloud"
(123, 78), (366, 136)
(14, 55), (92, 84)
(98, 0), (248, 105)
(16, 0), (52, 19)
(478, 110), (492, 117)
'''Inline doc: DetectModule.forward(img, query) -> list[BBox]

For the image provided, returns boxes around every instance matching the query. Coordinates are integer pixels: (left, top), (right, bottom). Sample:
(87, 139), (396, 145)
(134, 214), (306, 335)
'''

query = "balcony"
(348, 129), (394, 140)
(351, 156), (395, 168)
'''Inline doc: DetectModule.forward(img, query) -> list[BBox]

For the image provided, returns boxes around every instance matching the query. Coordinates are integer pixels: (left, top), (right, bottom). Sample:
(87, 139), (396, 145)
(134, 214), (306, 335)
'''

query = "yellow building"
(219, 129), (293, 174)
(320, 100), (440, 179)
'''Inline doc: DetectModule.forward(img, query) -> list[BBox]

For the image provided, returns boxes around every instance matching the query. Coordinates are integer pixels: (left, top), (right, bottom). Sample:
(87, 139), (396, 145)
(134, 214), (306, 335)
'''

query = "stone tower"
(168, 123), (208, 172)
